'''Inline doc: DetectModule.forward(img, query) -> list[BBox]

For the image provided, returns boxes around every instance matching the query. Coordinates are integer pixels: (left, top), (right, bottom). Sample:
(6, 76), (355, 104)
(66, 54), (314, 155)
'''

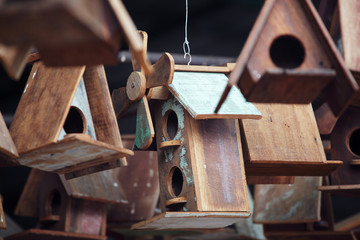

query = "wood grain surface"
(241, 103), (342, 176)
(9, 61), (85, 153)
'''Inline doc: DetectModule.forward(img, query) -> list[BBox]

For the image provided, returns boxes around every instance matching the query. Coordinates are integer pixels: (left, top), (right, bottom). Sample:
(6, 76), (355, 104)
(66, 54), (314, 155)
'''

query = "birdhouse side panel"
(186, 117), (249, 212)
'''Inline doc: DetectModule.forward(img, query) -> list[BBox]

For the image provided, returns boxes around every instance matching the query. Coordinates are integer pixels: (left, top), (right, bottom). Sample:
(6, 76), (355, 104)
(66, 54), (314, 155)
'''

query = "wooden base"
(5, 229), (106, 240)
(17, 134), (133, 175)
(245, 160), (342, 176)
(131, 212), (250, 230)
(265, 230), (360, 240)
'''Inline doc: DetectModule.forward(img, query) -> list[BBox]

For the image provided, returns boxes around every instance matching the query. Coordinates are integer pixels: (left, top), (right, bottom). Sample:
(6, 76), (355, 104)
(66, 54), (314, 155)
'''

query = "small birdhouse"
(318, 106), (360, 195)
(217, 0), (358, 117)
(132, 64), (262, 230)
(10, 170), (117, 240)
(0, 112), (18, 167)
(0, 0), (149, 71)
(9, 61), (133, 178)
(240, 103), (342, 176)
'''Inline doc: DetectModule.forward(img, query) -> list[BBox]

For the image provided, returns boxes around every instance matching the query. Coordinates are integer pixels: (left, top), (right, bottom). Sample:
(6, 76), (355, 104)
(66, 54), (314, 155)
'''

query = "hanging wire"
(183, 0), (192, 65)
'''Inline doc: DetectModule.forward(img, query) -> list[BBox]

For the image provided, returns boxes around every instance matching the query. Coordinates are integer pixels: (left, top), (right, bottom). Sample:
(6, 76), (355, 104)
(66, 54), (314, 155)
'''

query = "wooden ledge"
(159, 140), (181, 150)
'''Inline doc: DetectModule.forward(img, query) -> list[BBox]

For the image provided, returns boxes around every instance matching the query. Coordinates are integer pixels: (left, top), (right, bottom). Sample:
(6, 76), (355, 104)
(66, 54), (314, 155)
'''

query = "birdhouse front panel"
(0, 112), (18, 166)
(155, 96), (249, 213)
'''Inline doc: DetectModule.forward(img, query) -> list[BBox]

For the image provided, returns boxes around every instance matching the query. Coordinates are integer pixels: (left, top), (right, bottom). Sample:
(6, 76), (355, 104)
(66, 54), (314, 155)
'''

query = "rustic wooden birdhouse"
(10, 167), (127, 240)
(241, 103), (342, 177)
(0, 112), (18, 167)
(216, 0), (358, 117)
(317, 106), (360, 196)
(127, 62), (262, 230)
(9, 61), (133, 178)
(0, 0), (150, 73)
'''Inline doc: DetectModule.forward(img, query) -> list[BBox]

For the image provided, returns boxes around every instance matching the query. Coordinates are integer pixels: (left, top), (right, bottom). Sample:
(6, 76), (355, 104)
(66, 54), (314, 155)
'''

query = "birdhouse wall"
(38, 172), (70, 232)
(155, 97), (249, 213)
(330, 106), (360, 186)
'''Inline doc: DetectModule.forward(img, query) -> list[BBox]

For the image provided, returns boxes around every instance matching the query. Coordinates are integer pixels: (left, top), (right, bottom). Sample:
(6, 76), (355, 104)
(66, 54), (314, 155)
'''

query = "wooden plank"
(107, 135), (160, 224)
(254, 177), (322, 224)
(318, 185), (360, 196)
(0, 112), (18, 166)
(188, 118), (249, 212)
(314, 102), (338, 135)
(5, 229), (106, 240)
(0, 44), (32, 80)
(17, 134), (133, 173)
(83, 65), (127, 166)
(131, 212), (250, 230)
(174, 64), (231, 73)
(264, 230), (360, 240)
(9, 61), (85, 153)
(168, 71), (262, 119)
(338, 0), (360, 72)
(334, 212), (360, 232)
(241, 103), (341, 176)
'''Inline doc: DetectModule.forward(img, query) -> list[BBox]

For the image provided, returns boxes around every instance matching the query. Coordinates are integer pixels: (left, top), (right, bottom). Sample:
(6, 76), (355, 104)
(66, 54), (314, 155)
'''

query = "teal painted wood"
(169, 71), (262, 119)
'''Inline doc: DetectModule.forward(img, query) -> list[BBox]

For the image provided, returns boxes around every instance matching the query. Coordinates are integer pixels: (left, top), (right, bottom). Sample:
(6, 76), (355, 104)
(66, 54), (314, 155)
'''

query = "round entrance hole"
(47, 190), (61, 216)
(63, 106), (86, 134)
(348, 128), (360, 157)
(270, 35), (305, 69)
(164, 110), (179, 140)
(168, 167), (184, 197)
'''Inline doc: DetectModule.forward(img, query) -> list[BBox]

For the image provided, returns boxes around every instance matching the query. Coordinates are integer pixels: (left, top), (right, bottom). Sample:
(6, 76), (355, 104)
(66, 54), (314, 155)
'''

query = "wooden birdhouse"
(318, 106), (360, 196)
(0, 0), (150, 74)
(9, 61), (133, 178)
(216, 0), (358, 117)
(10, 167), (126, 240)
(128, 62), (262, 230)
(0, 112), (18, 167)
(240, 103), (342, 176)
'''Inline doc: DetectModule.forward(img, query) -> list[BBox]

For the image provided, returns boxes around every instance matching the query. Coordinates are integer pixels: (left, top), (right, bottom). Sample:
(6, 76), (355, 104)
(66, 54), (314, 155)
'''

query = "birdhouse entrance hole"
(168, 166), (184, 197)
(63, 106), (86, 134)
(270, 35), (305, 69)
(163, 110), (179, 140)
(348, 128), (360, 157)
(46, 189), (61, 216)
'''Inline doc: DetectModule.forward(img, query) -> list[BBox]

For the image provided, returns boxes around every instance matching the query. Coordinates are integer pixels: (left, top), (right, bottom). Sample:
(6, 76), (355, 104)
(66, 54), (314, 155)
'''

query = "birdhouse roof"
(168, 65), (262, 120)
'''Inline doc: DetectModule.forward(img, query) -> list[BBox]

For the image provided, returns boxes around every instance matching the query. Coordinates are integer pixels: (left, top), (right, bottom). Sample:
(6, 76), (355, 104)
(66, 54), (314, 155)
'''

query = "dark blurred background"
(0, 0), (358, 233)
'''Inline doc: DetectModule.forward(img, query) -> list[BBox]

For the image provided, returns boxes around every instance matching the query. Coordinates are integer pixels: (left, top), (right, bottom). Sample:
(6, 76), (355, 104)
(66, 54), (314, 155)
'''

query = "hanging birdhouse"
(318, 106), (360, 196)
(127, 61), (262, 230)
(10, 171), (109, 240)
(0, 112), (18, 167)
(0, 0), (151, 74)
(9, 61), (133, 178)
(240, 103), (342, 176)
(216, 0), (358, 117)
